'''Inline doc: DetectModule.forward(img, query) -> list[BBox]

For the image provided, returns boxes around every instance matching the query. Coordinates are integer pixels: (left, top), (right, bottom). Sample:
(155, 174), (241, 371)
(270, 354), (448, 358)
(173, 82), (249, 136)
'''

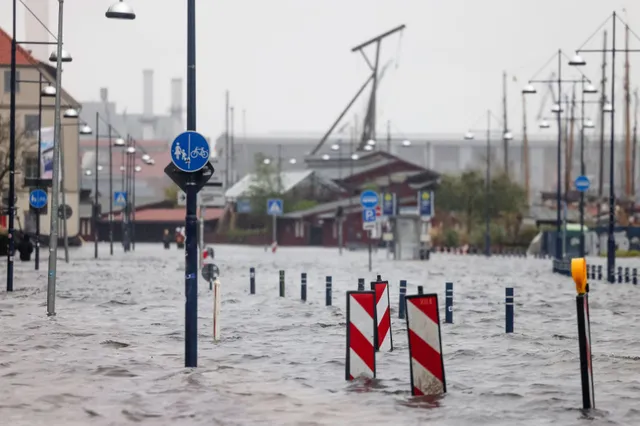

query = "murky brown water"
(1, 245), (639, 425)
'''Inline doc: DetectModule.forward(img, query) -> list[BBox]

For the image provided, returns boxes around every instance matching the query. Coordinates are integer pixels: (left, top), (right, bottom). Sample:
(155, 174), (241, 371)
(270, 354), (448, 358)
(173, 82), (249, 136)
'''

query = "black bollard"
(625, 267), (630, 283)
(376, 274), (382, 282)
(633, 269), (638, 285)
(398, 280), (407, 319)
(325, 276), (332, 306)
(417, 285), (424, 295)
(358, 278), (365, 291)
(279, 270), (285, 297)
(445, 282), (453, 324)
(505, 288), (514, 333)
(597, 265), (602, 281)
(250, 267), (256, 294)
(301, 272), (307, 302)
(587, 265), (591, 280)
(617, 267), (622, 283)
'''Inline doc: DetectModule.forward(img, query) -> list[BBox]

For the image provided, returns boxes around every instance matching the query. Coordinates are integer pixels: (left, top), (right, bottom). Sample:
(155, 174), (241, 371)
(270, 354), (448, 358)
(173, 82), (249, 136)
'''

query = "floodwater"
(1, 244), (640, 426)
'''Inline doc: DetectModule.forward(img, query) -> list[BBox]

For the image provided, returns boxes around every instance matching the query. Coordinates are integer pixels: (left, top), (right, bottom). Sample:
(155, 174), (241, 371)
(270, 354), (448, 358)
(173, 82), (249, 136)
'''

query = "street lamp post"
(574, 11), (640, 282)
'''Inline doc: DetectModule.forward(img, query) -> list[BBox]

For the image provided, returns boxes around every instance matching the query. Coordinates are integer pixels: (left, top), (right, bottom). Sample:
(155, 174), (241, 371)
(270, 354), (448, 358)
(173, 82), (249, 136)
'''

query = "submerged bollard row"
(586, 264), (637, 284)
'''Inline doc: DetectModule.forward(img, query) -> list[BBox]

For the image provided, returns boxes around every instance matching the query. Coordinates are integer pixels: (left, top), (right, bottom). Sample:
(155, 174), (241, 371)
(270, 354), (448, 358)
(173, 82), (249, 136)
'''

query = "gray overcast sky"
(1, 0), (640, 141)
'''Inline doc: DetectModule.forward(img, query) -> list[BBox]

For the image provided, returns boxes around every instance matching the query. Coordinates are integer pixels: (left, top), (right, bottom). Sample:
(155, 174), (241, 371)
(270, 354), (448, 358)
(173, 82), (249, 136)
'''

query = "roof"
(0, 27), (35, 66)
(111, 208), (224, 222)
(225, 170), (341, 199)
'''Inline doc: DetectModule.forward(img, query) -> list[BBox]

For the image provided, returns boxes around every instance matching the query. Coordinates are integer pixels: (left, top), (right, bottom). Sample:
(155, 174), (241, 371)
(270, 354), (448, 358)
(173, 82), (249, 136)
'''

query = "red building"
(276, 151), (439, 247)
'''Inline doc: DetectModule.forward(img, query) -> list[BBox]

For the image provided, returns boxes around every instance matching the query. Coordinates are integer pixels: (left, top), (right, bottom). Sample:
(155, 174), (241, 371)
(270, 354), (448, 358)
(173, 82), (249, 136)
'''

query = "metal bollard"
(325, 276), (332, 306)
(301, 272), (307, 302)
(376, 274), (382, 282)
(250, 267), (256, 294)
(625, 267), (630, 283)
(617, 267), (623, 283)
(417, 285), (424, 295)
(279, 270), (285, 297)
(597, 265), (602, 281)
(445, 282), (453, 324)
(398, 280), (407, 319)
(505, 288), (514, 333)
(358, 278), (365, 291)
(634, 268), (638, 285)
(587, 265), (591, 279)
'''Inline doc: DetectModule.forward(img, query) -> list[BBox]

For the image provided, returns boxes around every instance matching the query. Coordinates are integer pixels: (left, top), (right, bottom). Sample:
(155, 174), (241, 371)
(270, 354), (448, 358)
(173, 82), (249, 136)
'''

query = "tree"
(0, 115), (35, 198)
(164, 184), (179, 207)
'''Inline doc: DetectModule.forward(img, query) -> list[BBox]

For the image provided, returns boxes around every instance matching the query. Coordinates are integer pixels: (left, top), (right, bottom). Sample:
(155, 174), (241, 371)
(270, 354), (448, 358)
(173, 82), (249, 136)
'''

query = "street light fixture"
(135, 165), (142, 173)
(464, 131), (474, 140)
(105, 0), (136, 19)
(522, 84), (537, 94)
(49, 49), (72, 63)
(568, 54), (587, 66)
(322, 154), (330, 160)
(551, 103), (563, 113)
(331, 144), (340, 151)
(539, 120), (551, 129)
(351, 153), (359, 160)
(41, 85), (56, 97)
(364, 145), (373, 151)
(263, 158), (271, 165)
(141, 154), (151, 162)
(603, 102), (613, 113)
(367, 139), (376, 146)
(126, 146), (136, 154)
(402, 139), (411, 147)
(63, 108), (78, 118)
(114, 137), (125, 147)
(503, 132), (514, 141)
(144, 158), (155, 165)
(584, 83), (598, 94)
(584, 119), (595, 129)
(80, 124), (92, 135)
(289, 158), (297, 165)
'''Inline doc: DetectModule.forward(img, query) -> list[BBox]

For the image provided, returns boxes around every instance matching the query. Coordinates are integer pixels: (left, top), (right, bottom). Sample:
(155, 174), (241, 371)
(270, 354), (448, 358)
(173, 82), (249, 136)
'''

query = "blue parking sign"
(418, 191), (434, 218)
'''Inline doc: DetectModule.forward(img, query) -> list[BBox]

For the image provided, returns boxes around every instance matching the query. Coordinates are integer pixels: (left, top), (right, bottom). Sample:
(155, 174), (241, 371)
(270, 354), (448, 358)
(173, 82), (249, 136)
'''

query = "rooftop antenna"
(310, 24), (405, 155)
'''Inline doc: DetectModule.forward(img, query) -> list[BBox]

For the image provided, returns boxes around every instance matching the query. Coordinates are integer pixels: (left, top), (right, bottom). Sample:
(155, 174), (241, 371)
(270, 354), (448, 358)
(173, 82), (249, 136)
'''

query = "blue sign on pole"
(267, 199), (283, 216)
(417, 190), (434, 218)
(360, 190), (379, 209)
(381, 192), (396, 216)
(237, 198), (252, 213)
(29, 189), (47, 209)
(170, 131), (210, 172)
(114, 191), (127, 207)
(574, 175), (590, 192)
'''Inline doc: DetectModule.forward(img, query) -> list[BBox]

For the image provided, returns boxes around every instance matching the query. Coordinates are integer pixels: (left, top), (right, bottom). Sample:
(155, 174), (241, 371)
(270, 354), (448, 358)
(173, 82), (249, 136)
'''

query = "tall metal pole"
(94, 112), (99, 258)
(597, 31), (608, 233)
(607, 13), (617, 283)
(230, 106), (235, 185)
(35, 73), (43, 271)
(224, 91), (229, 188)
(556, 50), (563, 260)
(60, 127), (69, 263)
(108, 124), (114, 255)
(579, 78), (586, 257)
(502, 71), (509, 176)
(485, 110), (491, 257)
(46, 0), (66, 315)
(132, 140), (136, 251)
(7, 0), (17, 292)
(184, 0), (198, 368)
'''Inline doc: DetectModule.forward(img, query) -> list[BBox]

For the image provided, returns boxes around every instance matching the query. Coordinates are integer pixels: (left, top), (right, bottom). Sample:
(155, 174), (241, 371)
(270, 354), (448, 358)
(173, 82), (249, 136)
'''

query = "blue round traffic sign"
(170, 131), (210, 172)
(574, 175), (590, 192)
(29, 188), (48, 209)
(360, 190), (379, 208)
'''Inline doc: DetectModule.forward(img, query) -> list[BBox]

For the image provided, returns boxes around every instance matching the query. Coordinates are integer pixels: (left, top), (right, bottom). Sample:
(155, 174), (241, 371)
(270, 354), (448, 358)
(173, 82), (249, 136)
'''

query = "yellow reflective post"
(571, 258), (588, 294)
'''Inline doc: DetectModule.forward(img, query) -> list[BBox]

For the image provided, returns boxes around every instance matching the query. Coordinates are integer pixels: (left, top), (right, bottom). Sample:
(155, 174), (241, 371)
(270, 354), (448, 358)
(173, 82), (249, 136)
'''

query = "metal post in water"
(357, 278), (364, 291)
(184, 0), (198, 368)
(368, 231), (372, 272)
(250, 267), (256, 294)
(279, 270), (285, 297)
(417, 285), (424, 295)
(617, 267), (622, 283)
(398, 280), (407, 319)
(445, 282), (453, 324)
(505, 287), (514, 333)
(625, 267), (630, 283)
(46, 0), (67, 315)
(301, 272), (307, 302)
(325, 276), (332, 306)
(633, 268), (637, 285)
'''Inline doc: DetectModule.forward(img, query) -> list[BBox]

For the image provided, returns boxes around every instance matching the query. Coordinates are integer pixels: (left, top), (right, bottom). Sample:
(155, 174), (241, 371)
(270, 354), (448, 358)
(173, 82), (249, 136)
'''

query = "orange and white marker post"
(212, 277), (221, 342)
(572, 258), (595, 409)
(405, 293), (446, 396)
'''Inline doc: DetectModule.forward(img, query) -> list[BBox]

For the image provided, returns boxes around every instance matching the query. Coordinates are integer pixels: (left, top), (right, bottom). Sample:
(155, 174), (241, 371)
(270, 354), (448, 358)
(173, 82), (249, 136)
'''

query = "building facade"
(0, 28), (82, 238)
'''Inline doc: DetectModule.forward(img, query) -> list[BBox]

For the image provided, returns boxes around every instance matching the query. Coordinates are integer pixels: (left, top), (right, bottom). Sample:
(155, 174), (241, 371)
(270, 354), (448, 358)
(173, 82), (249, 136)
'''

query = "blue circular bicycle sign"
(170, 131), (210, 172)
(29, 188), (48, 209)
(360, 190), (379, 209)
(574, 175), (590, 192)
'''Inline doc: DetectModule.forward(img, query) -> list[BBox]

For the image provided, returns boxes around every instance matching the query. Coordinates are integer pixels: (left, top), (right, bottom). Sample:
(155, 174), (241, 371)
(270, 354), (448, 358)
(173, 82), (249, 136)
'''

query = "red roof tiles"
(0, 27), (38, 66)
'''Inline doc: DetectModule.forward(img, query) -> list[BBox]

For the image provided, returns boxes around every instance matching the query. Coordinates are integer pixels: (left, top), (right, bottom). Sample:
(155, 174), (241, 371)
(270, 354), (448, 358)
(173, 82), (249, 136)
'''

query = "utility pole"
(230, 106), (235, 185)
(597, 31), (608, 232)
(625, 23), (632, 201)
(522, 92), (530, 204)
(566, 89), (576, 198)
(502, 71), (509, 175)
(224, 90), (229, 188)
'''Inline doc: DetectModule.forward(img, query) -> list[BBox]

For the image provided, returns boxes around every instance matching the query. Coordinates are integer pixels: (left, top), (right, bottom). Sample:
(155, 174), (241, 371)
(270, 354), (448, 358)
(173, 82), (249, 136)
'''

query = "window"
(23, 153), (38, 178)
(24, 115), (39, 137)
(3, 70), (19, 93)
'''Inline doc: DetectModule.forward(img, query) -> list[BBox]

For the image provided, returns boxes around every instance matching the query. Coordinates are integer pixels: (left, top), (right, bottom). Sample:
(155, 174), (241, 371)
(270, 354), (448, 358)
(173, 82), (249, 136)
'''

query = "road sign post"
(114, 191), (127, 207)
(360, 190), (379, 272)
(29, 189), (48, 210)
(164, 130), (215, 368)
(267, 199), (283, 252)
(574, 175), (590, 258)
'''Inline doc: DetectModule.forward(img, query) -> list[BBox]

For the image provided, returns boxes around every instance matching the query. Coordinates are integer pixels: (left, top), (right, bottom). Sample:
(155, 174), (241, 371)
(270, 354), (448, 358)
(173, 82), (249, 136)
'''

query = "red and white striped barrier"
(271, 241), (278, 253)
(345, 290), (376, 380)
(405, 293), (446, 396)
(371, 280), (393, 352)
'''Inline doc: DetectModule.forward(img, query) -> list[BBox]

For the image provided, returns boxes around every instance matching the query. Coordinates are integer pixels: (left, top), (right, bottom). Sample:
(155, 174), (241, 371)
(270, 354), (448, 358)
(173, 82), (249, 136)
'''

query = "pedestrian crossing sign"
(114, 191), (127, 206)
(267, 198), (283, 216)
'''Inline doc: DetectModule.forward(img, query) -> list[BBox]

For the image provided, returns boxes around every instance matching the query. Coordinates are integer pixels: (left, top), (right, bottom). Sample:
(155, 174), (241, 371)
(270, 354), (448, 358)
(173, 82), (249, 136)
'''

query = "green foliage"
(291, 199), (318, 212)
(600, 250), (640, 258)
(469, 222), (507, 247)
(164, 185), (179, 207)
(222, 228), (267, 243)
(443, 228), (459, 247)
(362, 182), (379, 192)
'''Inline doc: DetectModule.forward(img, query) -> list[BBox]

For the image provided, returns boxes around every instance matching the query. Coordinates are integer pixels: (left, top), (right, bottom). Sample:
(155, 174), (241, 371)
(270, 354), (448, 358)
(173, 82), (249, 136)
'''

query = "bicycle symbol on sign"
(190, 146), (209, 159)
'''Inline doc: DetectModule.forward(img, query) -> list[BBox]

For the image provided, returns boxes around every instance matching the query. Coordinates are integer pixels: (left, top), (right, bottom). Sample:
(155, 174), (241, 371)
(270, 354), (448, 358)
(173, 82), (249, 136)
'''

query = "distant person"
(17, 234), (34, 261)
(176, 231), (185, 249)
(163, 229), (171, 249)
